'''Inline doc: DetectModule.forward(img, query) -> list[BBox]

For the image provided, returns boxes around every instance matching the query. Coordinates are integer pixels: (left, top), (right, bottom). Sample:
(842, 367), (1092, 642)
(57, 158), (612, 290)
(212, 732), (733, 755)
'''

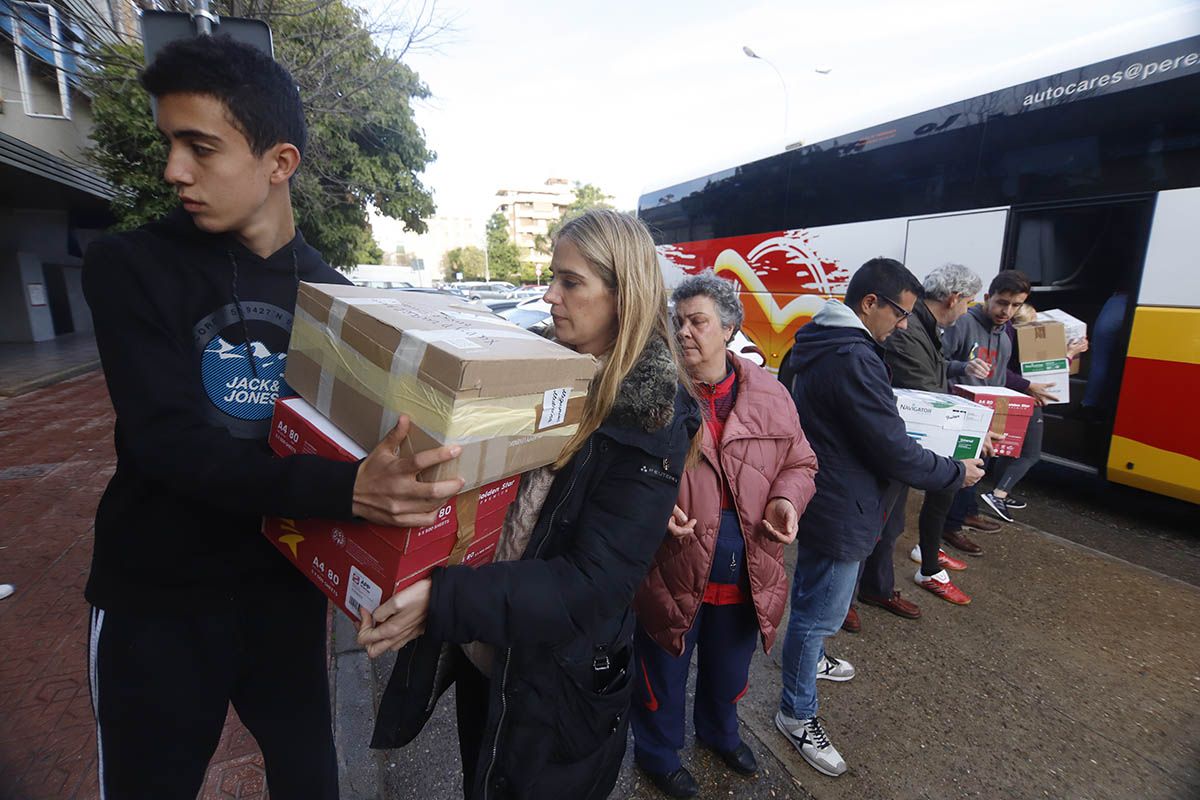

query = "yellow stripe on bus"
(1107, 435), (1200, 505)
(1125, 307), (1200, 365)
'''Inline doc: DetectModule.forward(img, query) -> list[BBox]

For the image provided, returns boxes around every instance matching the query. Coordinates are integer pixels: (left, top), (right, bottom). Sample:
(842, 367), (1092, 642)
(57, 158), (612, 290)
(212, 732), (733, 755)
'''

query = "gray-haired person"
(850, 263), (985, 631)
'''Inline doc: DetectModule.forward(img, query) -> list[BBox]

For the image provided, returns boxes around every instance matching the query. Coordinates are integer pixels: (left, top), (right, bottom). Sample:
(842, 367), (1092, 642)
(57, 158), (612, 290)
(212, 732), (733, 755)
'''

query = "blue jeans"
(779, 542), (860, 720)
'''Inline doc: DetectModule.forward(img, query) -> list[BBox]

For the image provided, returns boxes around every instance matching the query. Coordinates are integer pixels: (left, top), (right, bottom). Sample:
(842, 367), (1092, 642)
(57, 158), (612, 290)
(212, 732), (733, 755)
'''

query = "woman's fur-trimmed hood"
(607, 334), (678, 434)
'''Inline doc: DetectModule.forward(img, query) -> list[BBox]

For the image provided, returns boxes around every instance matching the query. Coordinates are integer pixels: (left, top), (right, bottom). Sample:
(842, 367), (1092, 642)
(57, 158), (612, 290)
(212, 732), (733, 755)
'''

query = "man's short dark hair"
(844, 257), (923, 313)
(141, 35), (306, 160)
(988, 270), (1032, 296)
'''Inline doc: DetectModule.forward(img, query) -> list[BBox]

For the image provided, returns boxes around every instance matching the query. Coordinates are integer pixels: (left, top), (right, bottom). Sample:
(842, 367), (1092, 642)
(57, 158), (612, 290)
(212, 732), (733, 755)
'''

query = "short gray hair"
(671, 273), (744, 331)
(923, 263), (982, 301)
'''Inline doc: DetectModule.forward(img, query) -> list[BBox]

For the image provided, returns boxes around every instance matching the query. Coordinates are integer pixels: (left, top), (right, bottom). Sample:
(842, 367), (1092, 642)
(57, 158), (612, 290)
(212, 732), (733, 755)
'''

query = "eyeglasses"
(878, 294), (912, 321)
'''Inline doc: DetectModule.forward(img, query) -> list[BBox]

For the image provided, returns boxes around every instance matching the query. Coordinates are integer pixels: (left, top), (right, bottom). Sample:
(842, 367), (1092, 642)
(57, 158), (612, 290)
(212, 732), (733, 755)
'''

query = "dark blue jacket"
(788, 301), (965, 562)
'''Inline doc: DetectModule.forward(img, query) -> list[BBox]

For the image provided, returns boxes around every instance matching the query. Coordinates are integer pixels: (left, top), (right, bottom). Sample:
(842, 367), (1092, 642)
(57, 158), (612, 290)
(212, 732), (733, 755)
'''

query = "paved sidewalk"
(3, 372), (1198, 799)
(0, 373), (274, 799)
(0, 333), (100, 397)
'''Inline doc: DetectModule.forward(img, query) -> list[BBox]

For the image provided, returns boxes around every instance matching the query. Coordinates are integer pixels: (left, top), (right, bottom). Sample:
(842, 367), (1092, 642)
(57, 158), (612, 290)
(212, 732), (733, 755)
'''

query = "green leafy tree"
(538, 182), (614, 254)
(442, 246), (486, 282)
(82, 0), (444, 268)
(485, 211), (521, 282)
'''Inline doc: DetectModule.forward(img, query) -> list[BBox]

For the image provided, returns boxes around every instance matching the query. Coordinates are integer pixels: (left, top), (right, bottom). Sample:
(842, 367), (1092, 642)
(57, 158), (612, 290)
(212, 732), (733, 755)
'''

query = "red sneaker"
(909, 546), (968, 572)
(914, 573), (972, 605)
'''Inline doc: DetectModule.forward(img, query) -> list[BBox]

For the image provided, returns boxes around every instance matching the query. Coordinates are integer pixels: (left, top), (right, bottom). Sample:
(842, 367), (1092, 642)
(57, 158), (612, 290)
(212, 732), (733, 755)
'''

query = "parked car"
(394, 286), (489, 310)
(483, 298), (522, 314)
(451, 281), (518, 300)
(498, 298), (552, 336)
(505, 285), (546, 300)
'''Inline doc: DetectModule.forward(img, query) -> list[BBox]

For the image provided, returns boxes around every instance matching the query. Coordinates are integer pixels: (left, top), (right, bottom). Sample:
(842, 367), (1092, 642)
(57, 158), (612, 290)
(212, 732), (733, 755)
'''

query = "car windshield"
(499, 308), (550, 328)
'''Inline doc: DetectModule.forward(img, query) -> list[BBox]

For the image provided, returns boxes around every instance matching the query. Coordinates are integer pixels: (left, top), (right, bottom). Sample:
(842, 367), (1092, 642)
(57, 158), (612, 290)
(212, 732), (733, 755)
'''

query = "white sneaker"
(775, 711), (847, 777)
(815, 654), (855, 682)
(0, 584), (13, 601)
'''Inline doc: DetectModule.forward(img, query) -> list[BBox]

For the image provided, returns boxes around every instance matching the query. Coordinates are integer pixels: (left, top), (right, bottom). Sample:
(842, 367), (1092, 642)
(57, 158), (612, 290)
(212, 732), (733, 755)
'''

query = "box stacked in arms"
(263, 284), (600, 619)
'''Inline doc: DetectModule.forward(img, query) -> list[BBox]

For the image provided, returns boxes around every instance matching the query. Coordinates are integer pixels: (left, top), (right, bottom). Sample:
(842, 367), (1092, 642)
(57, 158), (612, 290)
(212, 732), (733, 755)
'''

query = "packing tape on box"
(315, 302), (347, 413)
(446, 491), (481, 566)
(291, 310), (584, 445)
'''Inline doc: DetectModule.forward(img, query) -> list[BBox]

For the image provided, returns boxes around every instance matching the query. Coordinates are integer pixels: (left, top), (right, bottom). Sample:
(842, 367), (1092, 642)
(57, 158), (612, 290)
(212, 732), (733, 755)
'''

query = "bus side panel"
(657, 218), (910, 370)
(1107, 307), (1200, 504)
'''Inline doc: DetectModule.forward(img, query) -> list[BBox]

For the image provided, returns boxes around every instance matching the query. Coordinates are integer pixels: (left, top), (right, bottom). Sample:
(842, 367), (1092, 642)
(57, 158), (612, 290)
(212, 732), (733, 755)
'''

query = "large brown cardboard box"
(285, 284), (598, 489)
(1016, 320), (1070, 405)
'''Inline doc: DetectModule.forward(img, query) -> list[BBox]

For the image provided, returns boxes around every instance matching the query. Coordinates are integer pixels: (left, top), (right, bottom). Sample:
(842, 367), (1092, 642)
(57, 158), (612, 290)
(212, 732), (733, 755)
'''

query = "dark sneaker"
(1004, 494), (1028, 509)
(981, 492), (1015, 523)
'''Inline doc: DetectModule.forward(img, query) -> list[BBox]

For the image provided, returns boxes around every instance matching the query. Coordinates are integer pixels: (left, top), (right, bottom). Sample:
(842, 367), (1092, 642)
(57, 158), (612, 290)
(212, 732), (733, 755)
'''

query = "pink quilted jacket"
(634, 354), (818, 655)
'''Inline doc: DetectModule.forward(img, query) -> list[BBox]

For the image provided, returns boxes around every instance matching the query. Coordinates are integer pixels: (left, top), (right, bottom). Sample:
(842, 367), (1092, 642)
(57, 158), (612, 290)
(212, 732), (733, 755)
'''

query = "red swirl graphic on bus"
(659, 229), (850, 370)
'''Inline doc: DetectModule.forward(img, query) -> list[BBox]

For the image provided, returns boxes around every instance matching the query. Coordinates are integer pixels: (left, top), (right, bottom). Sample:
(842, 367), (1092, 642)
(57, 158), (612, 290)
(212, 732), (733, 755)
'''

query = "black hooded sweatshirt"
(82, 209), (359, 610)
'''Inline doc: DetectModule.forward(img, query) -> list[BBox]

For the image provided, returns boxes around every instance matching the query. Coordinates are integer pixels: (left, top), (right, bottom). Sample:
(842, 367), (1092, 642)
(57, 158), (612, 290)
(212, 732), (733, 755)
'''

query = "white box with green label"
(893, 389), (993, 460)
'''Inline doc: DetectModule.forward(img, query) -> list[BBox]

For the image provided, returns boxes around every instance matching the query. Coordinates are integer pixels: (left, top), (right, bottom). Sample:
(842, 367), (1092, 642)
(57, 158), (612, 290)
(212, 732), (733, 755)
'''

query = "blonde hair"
(552, 209), (699, 469)
(1013, 302), (1038, 325)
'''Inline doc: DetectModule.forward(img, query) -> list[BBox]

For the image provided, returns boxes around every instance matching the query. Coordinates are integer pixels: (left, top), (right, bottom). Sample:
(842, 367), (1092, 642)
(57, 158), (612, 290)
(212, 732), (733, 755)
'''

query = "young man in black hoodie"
(83, 36), (463, 799)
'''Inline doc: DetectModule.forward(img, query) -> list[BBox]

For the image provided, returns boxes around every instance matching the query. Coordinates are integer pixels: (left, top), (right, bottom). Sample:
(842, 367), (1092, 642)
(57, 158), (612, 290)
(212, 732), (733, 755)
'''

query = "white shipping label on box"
(346, 565), (383, 619)
(538, 387), (571, 430)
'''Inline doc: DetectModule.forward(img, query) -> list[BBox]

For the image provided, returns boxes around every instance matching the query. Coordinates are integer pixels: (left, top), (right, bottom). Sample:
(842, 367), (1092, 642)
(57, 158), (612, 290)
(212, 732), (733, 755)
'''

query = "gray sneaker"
(815, 654), (855, 682)
(774, 711), (847, 777)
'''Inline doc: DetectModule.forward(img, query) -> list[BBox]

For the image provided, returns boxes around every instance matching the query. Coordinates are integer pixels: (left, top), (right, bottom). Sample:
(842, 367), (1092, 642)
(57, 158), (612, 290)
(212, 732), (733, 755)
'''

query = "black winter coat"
(884, 300), (953, 392)
(788, 302), (965, 562)
(371, 336), (700, 800)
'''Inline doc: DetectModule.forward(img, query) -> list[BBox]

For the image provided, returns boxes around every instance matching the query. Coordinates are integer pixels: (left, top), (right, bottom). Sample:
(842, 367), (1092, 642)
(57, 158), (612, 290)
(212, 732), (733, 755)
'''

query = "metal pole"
(743, 46), (788, 141)
(192, 0), (217, 35)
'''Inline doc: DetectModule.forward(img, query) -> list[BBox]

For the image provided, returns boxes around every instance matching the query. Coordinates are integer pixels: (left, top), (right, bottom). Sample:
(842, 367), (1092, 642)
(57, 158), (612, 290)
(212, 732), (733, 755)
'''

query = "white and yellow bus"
(640, 35), (1200, 504)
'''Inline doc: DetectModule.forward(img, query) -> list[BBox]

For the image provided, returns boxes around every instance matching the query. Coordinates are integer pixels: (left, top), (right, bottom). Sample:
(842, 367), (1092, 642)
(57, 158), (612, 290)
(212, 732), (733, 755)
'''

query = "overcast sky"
(368, 0), (1200, 246)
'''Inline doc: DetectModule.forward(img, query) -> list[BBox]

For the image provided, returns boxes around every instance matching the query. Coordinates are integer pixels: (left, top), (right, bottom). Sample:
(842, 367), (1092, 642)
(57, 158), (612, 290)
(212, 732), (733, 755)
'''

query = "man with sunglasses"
(776, 258), (984, 777)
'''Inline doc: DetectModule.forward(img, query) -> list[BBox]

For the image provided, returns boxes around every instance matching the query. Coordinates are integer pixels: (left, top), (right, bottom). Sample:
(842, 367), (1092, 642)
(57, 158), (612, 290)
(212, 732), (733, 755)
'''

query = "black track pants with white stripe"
(88, 583), (337, 799)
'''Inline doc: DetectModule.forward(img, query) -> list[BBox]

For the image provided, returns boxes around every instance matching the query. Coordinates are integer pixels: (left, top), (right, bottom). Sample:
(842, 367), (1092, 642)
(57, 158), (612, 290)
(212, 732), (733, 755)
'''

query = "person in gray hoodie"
(940, 270), (1033, 547)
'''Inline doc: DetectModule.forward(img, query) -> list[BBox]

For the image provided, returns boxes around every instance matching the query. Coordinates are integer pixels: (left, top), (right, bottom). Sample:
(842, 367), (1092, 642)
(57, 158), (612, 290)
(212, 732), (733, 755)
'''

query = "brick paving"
(0, 372), (271, 799)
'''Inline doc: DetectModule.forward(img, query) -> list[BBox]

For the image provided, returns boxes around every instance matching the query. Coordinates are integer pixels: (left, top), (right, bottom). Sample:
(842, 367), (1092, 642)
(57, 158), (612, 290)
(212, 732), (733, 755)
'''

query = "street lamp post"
(743, 46), (832, 146)
(743, 46), (788, 141)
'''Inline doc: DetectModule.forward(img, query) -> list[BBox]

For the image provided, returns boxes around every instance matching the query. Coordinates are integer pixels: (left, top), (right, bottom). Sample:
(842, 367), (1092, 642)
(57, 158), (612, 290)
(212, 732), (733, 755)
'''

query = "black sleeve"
(425, 436), (687, 649)
(837, 351), (965, 492)
(884, 331), (928, 391)
(83, 237), (359, 519)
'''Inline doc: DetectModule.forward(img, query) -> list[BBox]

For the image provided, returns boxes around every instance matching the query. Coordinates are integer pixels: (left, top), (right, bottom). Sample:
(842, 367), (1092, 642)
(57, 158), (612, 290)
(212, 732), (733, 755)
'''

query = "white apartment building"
(494, 177), (575, 267)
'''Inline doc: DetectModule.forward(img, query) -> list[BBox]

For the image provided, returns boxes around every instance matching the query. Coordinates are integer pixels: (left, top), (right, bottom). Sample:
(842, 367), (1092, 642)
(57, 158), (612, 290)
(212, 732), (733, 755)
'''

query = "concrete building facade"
(494, 177), (574, 267)
(1, 0), (124, 342)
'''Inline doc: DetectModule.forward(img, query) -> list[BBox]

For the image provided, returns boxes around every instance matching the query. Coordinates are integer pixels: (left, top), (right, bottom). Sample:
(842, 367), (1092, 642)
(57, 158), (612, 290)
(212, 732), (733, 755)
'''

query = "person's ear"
(268, 143), (301, 185)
